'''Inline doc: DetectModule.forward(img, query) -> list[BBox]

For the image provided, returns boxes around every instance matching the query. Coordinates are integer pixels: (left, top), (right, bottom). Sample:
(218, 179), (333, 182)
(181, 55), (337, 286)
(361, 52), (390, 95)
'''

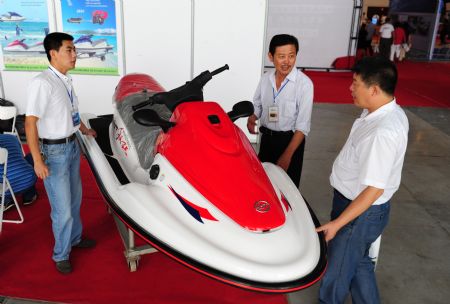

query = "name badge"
(72, 111), (81, 127)
(268, 106), (279, 122)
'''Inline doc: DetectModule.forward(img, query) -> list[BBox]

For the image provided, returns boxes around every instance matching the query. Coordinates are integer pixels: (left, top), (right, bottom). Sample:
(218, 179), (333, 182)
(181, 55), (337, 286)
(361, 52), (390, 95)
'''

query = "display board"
(0, 0), (52, 71)
(265, 0), (355, 69)
(56, 0), (120, 75)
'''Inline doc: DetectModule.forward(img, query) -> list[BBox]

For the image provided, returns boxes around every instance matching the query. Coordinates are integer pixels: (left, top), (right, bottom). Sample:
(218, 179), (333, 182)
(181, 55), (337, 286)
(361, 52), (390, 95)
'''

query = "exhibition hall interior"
(0, 0), (448, 303)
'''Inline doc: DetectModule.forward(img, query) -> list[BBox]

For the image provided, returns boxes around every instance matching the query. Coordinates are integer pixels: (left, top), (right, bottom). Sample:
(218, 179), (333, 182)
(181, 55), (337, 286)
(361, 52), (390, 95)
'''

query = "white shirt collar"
(269, 67), (298, 90)
(48, 64), (71, 82)
(361, 98), (397, 121)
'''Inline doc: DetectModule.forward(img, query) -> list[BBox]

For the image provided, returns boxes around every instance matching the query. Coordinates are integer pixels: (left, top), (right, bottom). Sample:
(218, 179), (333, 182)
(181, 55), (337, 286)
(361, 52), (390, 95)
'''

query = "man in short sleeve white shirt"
(25, 32), (97, 274)
(317, 56), (408, 304)
(247, 34), (313, 188)
(379, 17), (395, 59)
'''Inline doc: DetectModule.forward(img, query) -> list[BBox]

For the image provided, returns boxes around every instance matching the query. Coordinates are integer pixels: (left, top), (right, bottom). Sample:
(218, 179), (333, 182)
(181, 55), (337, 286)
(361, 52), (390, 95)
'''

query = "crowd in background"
(357, 14), (413, 62)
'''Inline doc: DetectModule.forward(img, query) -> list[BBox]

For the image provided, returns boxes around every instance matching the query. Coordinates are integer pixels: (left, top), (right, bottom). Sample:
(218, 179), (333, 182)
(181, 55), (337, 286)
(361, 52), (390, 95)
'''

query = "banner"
(59, 0), (119, 75)
(0, 0), (50, 71)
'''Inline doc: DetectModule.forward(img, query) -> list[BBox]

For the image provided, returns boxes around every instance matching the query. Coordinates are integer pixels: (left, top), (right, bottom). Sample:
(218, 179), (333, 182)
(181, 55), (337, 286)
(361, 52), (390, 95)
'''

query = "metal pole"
(118, 0), (126, 75)
(429, 0), (444, 60)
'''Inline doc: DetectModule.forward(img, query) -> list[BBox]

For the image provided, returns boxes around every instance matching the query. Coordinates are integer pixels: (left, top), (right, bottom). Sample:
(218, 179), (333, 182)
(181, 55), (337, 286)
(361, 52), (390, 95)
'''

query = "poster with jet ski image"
(59, 0), (118, 75)
(0, 0), (50, 71)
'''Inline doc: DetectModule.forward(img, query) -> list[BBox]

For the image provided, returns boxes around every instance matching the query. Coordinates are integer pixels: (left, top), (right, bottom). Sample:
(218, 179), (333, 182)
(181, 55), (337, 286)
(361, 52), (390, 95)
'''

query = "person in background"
(390, 22), (406, 62)
(399, 21), (413, 61)
(378, 17), (395, 59)
(440, 14), (449, 46)
(365, 17), (376, 56)
(15, 24), (23, 36)
(25, 32), (97, 275)
(247, 34), (313, 188)
(357, 23), (368, 60)
(317, 56), (409, 304)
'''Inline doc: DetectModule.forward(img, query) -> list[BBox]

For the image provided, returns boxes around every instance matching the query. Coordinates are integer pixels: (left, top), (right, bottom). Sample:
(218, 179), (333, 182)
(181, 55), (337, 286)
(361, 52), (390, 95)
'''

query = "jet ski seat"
(116, 91), (171, 170)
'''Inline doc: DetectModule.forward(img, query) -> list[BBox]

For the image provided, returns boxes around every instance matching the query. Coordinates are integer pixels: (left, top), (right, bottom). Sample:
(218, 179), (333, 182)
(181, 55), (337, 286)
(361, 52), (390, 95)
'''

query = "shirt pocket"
(281, 98), (297, 118)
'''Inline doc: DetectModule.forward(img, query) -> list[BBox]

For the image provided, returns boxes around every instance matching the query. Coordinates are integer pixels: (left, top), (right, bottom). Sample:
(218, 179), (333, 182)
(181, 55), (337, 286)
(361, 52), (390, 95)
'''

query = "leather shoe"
(2, 199), (14, 212)
(23, 194), (38, 206)
(73, 238), (96, 248)
(56, 260), (72, 274)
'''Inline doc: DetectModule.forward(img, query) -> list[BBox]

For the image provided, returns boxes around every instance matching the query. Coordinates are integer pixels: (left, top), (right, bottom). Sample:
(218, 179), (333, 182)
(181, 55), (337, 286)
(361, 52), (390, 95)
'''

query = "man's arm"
(247, 78), (263, 134)
(25, 115), (49, 179)
(278, 75), (313, 171)
(277, 130), (304, 171)
(316, 186), (384, 242)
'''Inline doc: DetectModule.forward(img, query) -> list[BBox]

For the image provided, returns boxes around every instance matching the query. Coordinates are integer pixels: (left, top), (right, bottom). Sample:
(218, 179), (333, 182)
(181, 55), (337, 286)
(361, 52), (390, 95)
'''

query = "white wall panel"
(266, 0), (354, 68)
(193, 0), (266, 141)
(122, 0), (192, 90)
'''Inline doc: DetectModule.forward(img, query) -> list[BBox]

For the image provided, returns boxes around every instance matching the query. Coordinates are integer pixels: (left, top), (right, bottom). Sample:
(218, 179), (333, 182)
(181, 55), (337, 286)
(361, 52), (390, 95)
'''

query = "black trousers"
(258, 129), (305, 188)
(379, 37), (392, 59)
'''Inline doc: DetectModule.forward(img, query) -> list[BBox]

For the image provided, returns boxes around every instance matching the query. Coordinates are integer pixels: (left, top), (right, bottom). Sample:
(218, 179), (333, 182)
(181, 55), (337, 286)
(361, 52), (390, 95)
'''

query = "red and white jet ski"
(78, 65), (327, 293)
(2, 39), (45, 55)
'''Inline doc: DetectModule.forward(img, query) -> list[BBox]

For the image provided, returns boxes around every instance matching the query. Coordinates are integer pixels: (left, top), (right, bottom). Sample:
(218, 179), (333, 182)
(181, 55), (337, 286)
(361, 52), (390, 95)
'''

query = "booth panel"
(193, 0), (266, 142)
(266, 0), (354, 69)
(122, 0), (192, 90)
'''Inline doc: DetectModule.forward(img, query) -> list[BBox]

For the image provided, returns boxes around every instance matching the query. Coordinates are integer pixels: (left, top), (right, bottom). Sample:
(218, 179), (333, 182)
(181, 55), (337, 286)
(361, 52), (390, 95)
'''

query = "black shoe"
(73, 238), (96, 249)
(23, 194), (38, 206)
(56, 260), (72, 274)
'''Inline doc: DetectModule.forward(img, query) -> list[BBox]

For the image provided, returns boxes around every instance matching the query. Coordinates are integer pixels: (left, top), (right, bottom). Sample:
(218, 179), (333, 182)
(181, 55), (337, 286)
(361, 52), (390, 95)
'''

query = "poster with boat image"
(59, 0), (119, 75)
(0, 0), (51, 71)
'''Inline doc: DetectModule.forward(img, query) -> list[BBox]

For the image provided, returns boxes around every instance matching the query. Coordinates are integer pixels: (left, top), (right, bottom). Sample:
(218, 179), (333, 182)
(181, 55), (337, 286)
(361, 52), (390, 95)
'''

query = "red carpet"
(305, 60), (450, 108)
(0, 156), (288, 304)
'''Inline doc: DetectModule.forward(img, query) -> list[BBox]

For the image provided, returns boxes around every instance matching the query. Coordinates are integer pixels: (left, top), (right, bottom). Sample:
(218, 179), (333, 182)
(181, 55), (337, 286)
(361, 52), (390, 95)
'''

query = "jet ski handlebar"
(132, 64), (229, 112)
(210, 64), (229, 76)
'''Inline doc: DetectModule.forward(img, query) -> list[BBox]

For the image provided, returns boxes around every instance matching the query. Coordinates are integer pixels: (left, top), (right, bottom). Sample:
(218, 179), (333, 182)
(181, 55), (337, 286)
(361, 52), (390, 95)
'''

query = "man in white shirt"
(247, 34), (313, 188)
(378, 17), (395, 59)
(25, 32), (97, 274)
(317, 56), (409, 303)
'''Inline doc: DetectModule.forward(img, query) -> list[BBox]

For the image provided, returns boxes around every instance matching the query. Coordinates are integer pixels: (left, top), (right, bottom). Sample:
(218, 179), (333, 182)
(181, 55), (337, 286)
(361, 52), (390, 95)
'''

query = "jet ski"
(74, 34), (113, 61)
(0, 12), (25, 22)
(77, 65), (327, 293)
(2, 39), (45, 55)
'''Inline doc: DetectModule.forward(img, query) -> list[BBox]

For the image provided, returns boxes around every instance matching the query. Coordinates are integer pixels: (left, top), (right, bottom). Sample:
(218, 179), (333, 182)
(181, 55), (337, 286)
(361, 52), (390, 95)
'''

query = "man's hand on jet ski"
(80, 123), (97, 138)
(247, 114), (258, 134)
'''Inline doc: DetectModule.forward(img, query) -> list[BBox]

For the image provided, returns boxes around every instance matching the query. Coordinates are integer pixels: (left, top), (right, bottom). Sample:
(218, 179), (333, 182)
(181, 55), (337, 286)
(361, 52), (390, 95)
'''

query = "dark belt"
(40, 133), (76, 145)
(259, 126), (293, 136)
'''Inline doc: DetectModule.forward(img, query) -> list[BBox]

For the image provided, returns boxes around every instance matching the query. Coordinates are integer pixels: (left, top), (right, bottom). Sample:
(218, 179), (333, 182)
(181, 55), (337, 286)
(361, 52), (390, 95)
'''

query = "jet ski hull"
(78, 113), (327, 293)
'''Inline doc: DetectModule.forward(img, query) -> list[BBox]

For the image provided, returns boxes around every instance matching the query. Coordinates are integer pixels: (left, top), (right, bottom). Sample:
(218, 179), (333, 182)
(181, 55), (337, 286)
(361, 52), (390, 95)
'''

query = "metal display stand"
(110, 209), (157, 272)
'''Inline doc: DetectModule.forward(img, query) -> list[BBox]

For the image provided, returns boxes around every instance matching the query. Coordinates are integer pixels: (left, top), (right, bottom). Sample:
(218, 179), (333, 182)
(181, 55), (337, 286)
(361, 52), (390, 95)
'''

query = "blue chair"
(0, 146), (24, 233)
